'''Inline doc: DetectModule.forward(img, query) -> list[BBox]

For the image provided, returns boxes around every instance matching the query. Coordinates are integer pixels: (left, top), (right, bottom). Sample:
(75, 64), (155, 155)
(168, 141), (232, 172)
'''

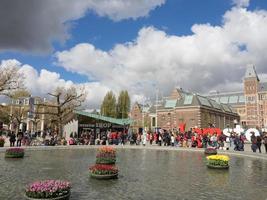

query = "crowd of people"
(0, 129), (67, 147)
(1, 128), (267, 154)
(68, 128), (267, 154)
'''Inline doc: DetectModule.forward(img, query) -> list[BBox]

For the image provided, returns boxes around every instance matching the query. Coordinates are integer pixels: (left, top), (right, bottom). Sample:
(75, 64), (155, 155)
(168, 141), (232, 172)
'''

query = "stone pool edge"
(0, 145), (267, 160)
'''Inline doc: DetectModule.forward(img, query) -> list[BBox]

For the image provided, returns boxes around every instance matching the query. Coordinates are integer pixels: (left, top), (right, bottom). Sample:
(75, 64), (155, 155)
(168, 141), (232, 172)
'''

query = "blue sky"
(1, 0), (267, 107)
(1, 0), (265, 83)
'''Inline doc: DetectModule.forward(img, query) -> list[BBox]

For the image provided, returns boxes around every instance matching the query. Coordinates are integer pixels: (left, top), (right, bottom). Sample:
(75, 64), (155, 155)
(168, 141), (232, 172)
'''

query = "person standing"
(158, 134), (162, 146)
(171, 134), (175, 147)
(142, 133), (146, 146)
(256, 135), (262, 153)
(263, 133), (267, 153)
(250, 132), (257, 153)
(9, 131), (16, 147)
(16, 129), (23, 147)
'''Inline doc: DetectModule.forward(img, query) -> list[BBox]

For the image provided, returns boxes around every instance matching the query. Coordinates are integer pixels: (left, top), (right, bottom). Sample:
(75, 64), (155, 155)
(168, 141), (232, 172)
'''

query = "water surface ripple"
(0, 149), (266, 200)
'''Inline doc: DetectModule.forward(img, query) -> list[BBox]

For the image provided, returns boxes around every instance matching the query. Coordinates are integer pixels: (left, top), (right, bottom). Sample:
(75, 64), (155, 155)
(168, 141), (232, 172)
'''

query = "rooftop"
(154, 88), (235, 113)
(75, 110), (133, 125)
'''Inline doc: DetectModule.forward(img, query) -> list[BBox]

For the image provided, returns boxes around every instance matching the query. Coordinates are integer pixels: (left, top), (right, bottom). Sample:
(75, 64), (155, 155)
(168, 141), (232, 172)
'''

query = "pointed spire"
(245, 64), (259, 81)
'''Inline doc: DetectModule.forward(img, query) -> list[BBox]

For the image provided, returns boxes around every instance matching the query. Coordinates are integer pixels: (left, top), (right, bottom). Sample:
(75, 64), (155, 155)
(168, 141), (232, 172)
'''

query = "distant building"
(207, 64), (267, 128)
(63, 110), (132, 140)
(9, 96), (46, 132)
(130, 88), (239, 132)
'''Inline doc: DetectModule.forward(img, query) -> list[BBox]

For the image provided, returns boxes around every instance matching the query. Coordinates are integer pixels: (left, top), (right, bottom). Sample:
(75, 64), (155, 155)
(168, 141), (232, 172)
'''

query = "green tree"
(116, 90), (130, 119)
(100, 91), (117, 118)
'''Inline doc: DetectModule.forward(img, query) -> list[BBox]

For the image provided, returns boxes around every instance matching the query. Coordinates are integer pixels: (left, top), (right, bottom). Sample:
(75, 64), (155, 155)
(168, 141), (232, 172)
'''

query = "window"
(184, 95), (193, 105)
(24, 99), (29, 105)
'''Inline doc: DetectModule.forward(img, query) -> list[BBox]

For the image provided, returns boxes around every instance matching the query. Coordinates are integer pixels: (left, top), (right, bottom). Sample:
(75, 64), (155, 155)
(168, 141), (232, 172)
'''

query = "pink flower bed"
(25, 180), (71, 199)
(5, 148), (25, 158)
(6, 148), (24, 153)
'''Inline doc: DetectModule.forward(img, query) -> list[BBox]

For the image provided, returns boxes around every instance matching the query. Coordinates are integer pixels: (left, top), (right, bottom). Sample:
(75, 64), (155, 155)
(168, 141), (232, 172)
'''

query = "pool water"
(0, 148), (266, 200)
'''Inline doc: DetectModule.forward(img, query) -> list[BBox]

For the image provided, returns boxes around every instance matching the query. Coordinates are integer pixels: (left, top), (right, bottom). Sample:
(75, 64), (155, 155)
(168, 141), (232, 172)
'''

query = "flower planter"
(90, 172), (118, 180)
(96, 159), (116, 165)
(206, 155), (230, 169)
(206, 164), (229, 169)
(5, 148), (25, 158)
(25, 180), (71, 200)
(25, 192), (70, 200)
(89, 147), (119, 180)
(204, 148), (217, 155)
(5, 153), (24, 158)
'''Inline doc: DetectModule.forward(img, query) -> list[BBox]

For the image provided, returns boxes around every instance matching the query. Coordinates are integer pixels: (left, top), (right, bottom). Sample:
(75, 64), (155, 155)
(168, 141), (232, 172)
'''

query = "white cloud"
(232, 0), (250, 8)
(0, 0), (165, 53)
(3, 4), (267, 109)
(55, 6), (267, 102)
(0, 59), (113, 107)
(86, 0), (165, 21)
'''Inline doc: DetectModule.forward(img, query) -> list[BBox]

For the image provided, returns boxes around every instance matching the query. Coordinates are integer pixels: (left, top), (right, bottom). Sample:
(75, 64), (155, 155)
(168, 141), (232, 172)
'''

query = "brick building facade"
(208, 64), (267, 128)
(130, 88), (239, 132)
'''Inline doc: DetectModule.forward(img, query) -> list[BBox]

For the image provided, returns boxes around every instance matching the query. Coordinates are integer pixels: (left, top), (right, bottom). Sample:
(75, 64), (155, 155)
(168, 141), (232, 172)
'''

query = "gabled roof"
(245, 64), (259, 81)
(156, 91), (235, 113)
(75, 110), (133, 125)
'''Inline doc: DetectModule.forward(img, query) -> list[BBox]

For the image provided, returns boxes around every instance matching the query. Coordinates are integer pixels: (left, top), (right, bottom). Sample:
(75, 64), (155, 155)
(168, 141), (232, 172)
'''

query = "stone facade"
(9, 96), (47, 133)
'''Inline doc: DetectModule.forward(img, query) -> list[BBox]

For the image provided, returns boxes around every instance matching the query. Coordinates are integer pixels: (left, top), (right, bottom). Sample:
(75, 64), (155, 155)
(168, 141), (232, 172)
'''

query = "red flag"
(179, 123), (186, 133)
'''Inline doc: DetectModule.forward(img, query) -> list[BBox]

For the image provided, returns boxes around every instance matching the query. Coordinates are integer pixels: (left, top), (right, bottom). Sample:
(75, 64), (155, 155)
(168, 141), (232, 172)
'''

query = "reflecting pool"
(0, 148), (266, 200)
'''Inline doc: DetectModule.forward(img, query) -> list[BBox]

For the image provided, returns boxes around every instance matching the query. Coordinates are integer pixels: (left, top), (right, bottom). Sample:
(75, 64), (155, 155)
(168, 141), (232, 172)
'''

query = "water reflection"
(0, 149), (266, 200)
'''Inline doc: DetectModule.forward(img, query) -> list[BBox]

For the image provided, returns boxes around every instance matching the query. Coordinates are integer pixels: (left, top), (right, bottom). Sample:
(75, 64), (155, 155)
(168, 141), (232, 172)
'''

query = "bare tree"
(8, 90), (31, 133)
(0, 65), (23, 97)
(36, 86), (86, 137)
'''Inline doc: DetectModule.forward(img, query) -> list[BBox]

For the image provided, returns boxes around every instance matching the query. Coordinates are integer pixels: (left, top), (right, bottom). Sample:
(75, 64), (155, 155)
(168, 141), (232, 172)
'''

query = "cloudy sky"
(1, 0), (267, 107)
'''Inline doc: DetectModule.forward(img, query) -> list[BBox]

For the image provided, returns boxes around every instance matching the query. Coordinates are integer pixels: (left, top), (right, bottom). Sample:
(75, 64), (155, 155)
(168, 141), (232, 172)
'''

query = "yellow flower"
(207, 155), (229, 162)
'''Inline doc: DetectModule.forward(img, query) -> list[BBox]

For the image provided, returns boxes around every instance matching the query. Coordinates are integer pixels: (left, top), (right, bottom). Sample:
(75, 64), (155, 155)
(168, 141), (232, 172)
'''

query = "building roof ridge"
(206, 91), (244, 96)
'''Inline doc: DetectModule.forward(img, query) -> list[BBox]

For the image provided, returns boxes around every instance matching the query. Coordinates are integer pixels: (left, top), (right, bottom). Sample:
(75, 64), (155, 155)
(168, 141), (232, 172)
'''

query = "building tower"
(243, 64), (260, 128)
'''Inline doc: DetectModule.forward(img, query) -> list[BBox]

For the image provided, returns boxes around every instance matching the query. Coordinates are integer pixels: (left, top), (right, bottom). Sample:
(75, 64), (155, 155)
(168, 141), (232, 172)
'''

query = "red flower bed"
(96, 147), (116, 164)
(89, 164), (118, 175)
